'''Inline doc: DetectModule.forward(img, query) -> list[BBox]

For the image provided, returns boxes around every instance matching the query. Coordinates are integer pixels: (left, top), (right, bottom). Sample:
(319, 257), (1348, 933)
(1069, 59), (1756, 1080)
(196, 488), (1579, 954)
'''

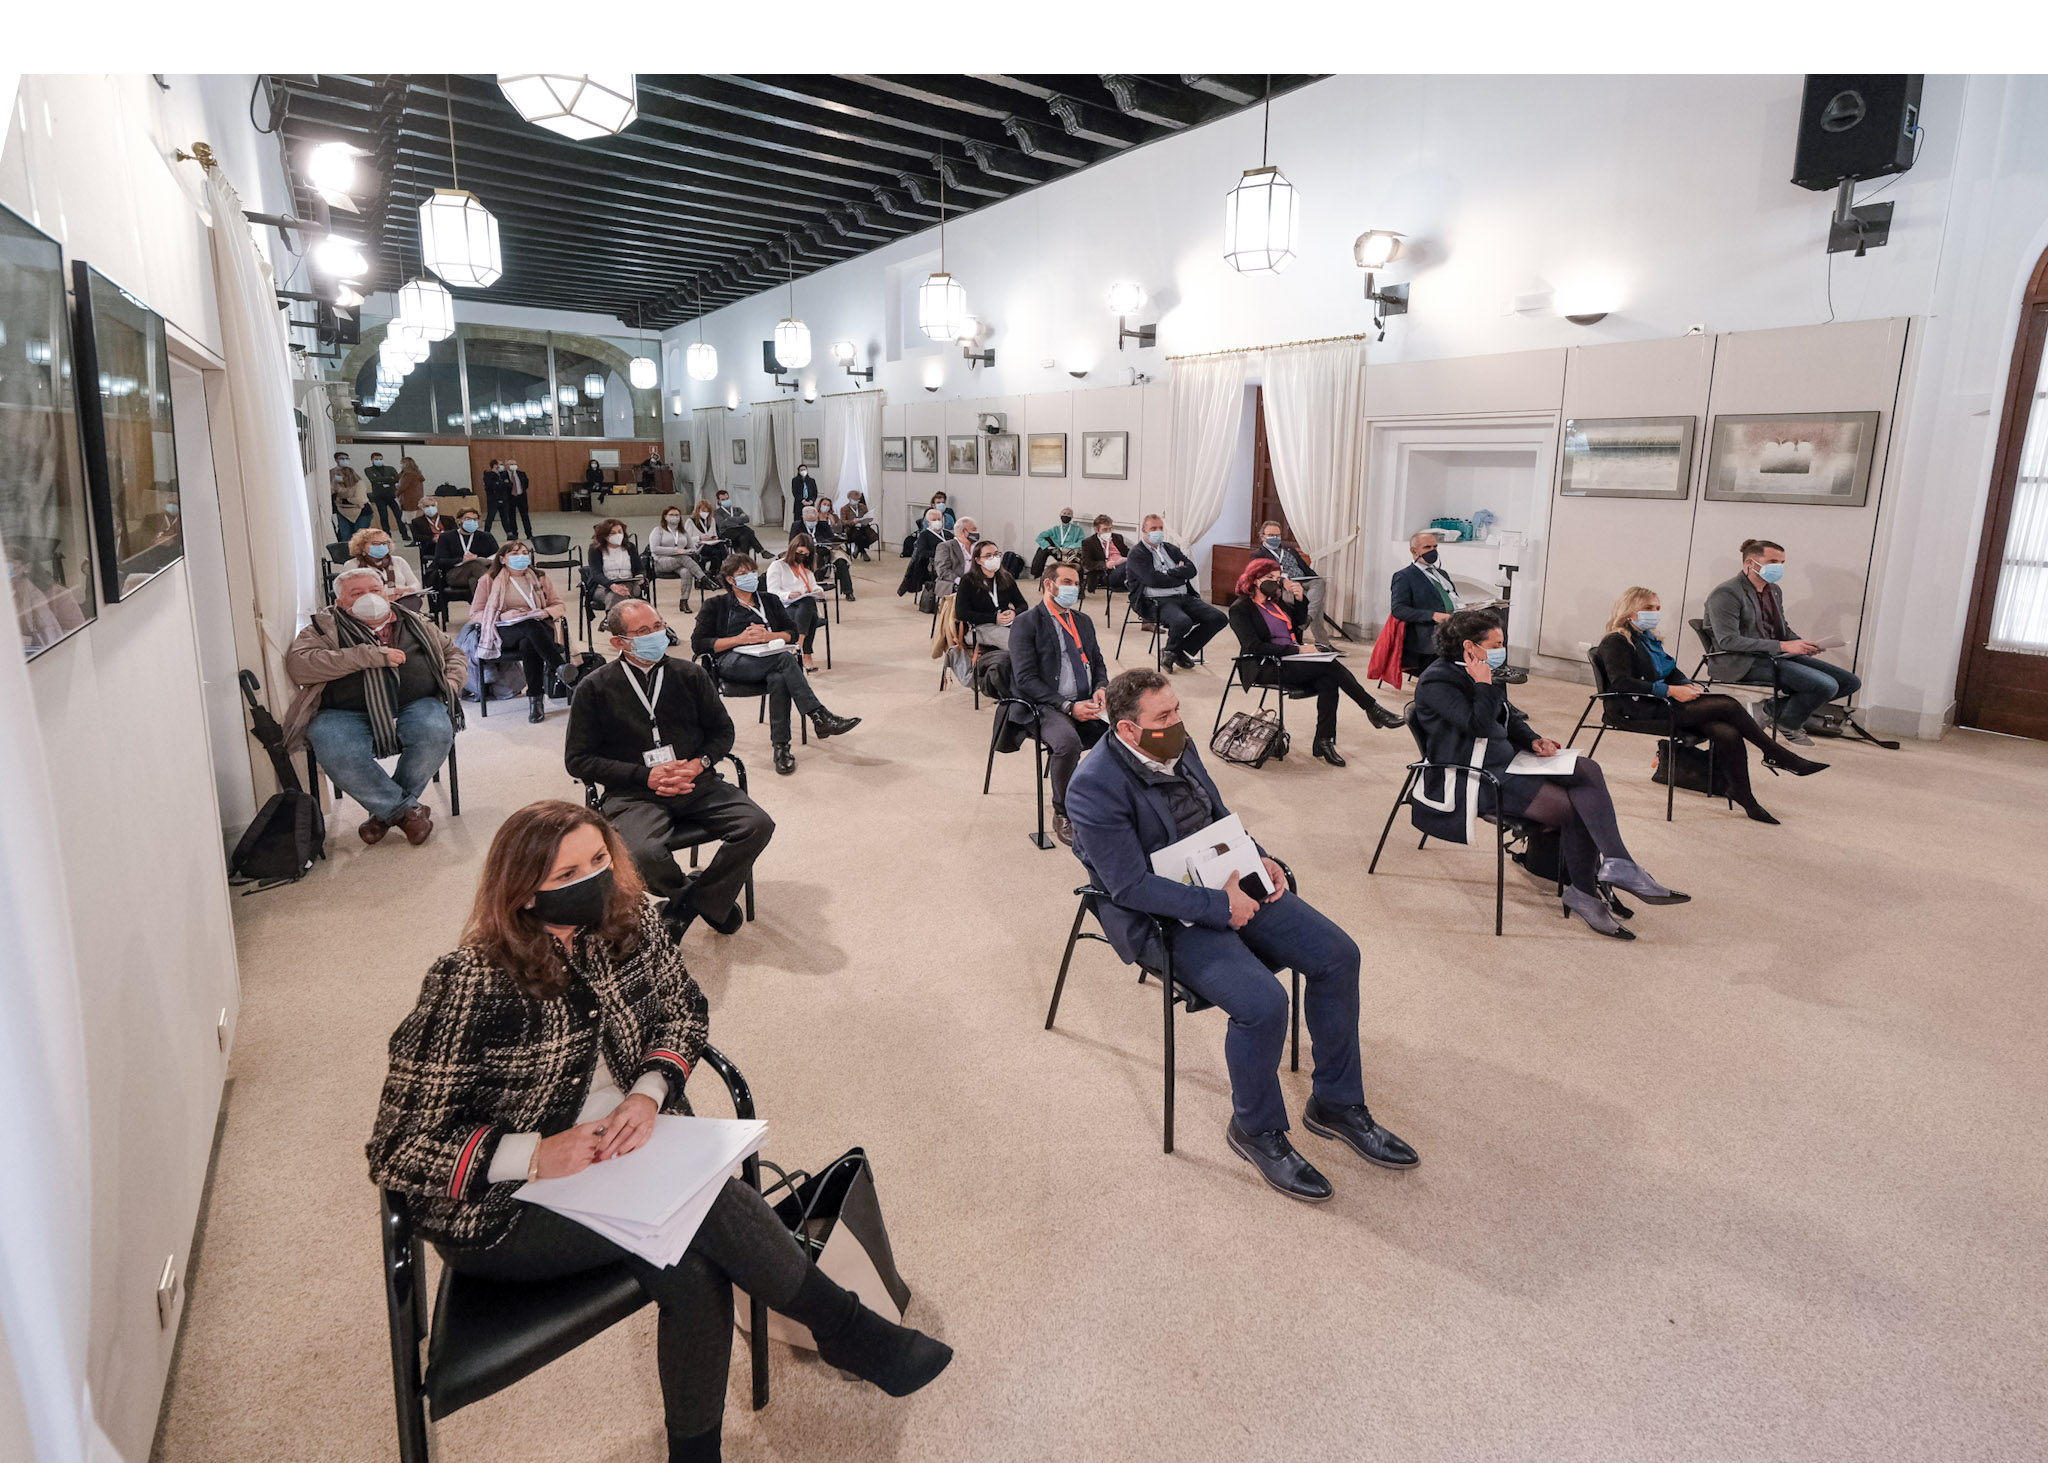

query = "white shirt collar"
(1121, 733), (1180, 774)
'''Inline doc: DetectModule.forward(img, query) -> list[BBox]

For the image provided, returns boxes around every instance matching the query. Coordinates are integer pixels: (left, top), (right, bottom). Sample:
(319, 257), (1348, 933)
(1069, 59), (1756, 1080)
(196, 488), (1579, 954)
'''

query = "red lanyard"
(1048, 603), (1084, 649)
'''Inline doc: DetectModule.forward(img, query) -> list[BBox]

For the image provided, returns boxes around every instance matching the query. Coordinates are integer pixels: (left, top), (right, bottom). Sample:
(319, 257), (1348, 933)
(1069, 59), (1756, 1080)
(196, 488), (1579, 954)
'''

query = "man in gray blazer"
(1703, 537), (1862, 746)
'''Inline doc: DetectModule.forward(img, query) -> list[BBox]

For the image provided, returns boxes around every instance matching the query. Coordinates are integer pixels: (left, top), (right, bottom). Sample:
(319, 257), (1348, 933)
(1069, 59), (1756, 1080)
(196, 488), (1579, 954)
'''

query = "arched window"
(1959, 244), (2048, 738)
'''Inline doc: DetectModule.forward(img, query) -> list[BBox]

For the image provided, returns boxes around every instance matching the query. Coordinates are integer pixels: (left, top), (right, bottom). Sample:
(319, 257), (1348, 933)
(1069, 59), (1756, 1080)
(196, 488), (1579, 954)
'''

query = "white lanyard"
(508, 573), (537, 610)
(624, 664), (665, 745)
(459, 529), (476, 552)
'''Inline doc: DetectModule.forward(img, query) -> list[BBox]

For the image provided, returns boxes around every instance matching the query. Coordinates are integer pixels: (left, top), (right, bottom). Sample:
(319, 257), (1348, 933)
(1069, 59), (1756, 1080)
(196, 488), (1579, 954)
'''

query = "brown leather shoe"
(398, 805), (434, 846)
(358, 817), (389, 846)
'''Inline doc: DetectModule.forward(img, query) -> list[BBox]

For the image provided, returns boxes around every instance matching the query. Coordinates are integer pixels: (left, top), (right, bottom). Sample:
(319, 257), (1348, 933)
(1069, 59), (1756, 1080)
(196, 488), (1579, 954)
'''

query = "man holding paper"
(1704, 537), (1864, 747)
(368, 802), (950, 1463)
(1064, 669), (1419, 1203)
(1410, 609), (1689, 940)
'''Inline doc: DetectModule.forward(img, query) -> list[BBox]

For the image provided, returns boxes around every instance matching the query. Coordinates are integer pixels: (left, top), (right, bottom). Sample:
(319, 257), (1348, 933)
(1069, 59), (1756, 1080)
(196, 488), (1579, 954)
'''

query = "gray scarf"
(329, 606), (449, 757)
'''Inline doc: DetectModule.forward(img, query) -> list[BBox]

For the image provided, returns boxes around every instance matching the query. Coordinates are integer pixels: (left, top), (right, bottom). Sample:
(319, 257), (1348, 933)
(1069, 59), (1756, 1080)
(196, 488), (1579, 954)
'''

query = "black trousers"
(722, 526), (767, 556)
(440, 1179), (807, 1445)
(371, 491), (403, 533)
(604, 780), (774, 918)
(482, 490), (513, 537)
(1038, 708), (1107, 813)
(1150, 594), (1227, 658)
(501, 494), (534, 539)
(1259, 658), (1383, 743)
(1495, 758), (1633, 896)
(1664, 693), (1771, 803)
(497, 619), (563, 700)
(718, 651), (824, 745)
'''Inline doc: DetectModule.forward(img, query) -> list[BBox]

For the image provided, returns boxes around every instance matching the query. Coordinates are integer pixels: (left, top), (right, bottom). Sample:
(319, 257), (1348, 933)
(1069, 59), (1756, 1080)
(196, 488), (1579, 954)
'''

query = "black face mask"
(1419, 548), (1440, 565)
(528, 867), (614, 929)
(1060, 514), (1073, 524)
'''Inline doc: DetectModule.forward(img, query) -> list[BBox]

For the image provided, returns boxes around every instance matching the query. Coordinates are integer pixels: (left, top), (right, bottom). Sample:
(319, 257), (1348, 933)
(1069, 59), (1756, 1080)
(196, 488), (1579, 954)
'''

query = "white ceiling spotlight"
(311, 235), (369, 279)
(497, 74), (638, 140)
(305, 141), (362, 211)
(1223, 79), (1299, 276)
(420, 78), (502, 289)
(1353, 229), (1409, 340)
(396, 276), (455, 342)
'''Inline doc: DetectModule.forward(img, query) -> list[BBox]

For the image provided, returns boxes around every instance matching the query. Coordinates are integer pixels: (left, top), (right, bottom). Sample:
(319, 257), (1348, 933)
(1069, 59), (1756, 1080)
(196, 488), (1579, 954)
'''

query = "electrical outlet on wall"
(1040, 358), (1056, 370)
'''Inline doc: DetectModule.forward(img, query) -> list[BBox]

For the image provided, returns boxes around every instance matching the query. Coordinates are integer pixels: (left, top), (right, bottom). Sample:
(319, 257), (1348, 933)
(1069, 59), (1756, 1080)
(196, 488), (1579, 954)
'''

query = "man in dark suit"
(1126, 514), (1227, 670)
(1390, 531), (1458, 676)
(790, 466), (820, 516)
(897, 506), (948, 598)
(1010, 562), (1110, 846)
(499, 456), (536, 539)
(566, 599), (772, 937)
(1078, 514), (1130, 595)
(1065, 668), (1418, 1202)
(479, 459), (509, 537)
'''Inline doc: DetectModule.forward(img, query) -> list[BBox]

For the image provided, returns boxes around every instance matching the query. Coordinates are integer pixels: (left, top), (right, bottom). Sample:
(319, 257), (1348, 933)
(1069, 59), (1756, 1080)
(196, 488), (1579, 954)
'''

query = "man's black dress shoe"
(1225, 1121), (1334, 1202)
(1312, 738), (1346, 767)
(811, 711), (861, 739)
(1301, 1097), (1420, 1170)
(773, 744), (797, 775)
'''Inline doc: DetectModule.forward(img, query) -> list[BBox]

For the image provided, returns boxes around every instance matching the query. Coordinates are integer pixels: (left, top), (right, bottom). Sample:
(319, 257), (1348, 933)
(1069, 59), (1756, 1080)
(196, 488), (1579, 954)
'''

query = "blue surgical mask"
(1146, 530), (1165, 545)
(1632, 610), (1661, 632)
(1758, 561), (1785, 584)
(507, 554), (532, 571)
(367, 543), (389, 559)
(734, 572), (759, 593)
(1263, 536), (1282, 550)
(1054, 584), (1080, 609)
(1485, 647), (1508, 670)
(628, 630), (670, 661)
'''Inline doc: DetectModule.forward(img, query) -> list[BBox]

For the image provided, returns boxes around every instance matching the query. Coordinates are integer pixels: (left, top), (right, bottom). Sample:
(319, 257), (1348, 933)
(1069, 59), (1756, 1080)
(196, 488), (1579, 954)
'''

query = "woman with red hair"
(1224, 559), (1405, 766)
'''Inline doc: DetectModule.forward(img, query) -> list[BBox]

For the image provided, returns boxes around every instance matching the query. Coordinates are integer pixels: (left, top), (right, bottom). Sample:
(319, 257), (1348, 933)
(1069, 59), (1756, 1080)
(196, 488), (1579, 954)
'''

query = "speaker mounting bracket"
(1827, 179), (1894, 257)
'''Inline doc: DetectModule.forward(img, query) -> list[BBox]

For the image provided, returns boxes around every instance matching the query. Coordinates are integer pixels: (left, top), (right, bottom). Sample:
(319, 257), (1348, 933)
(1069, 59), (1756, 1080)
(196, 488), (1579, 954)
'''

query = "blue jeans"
(334, 505), (373, 543)
(305, 699), (453, 823)
(1168, 892), (1364, 1135)
(1754, 654), (1862, 730)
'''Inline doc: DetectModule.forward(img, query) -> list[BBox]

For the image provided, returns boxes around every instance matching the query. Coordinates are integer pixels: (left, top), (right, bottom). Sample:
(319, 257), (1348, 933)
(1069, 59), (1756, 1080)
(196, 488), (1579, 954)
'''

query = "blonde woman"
(348, 526), (424, 612)
(1592, 586), (1827, 825)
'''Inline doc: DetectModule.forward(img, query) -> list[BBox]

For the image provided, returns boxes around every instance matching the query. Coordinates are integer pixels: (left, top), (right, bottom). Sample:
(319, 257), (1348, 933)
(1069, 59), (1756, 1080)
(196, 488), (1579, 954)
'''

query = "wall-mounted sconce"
(1564, 311), (1609, 326)
(924, 384), (941, 393)
(1068, 370), (1089, 380)
(830, 339), (874, 384)
(1354, 229), (1409, 341)
(1108, 282), (1156, 350)
(957, 317), (995, 370)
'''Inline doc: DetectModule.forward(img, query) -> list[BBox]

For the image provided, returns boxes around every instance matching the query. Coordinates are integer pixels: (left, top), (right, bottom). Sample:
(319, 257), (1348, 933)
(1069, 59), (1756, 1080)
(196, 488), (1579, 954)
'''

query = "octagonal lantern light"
(773, 316), (811, 370)
(629, 356), (657, 390)
(918, 272), (968, 343)
(583, 372), (605, 399)
(418, 188), (502, 289)
(497, 74), (638, 141)
(396, 276), (455, 342)
(1222, 165), (1299, 275)
(686, 341), (718, 381)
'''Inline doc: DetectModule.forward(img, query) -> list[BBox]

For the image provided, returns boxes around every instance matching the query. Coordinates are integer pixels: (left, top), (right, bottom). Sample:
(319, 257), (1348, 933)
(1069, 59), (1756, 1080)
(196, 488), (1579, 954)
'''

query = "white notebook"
(515, 1115), (769, 1267)
(1505, 749), (1580, 776)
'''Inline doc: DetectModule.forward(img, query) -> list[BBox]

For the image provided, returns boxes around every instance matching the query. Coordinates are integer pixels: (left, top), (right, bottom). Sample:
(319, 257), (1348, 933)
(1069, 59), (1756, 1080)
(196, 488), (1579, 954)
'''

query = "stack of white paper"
(732, 641), (791, 658)
(1148, 813), (1275, 898)
(514, 1115), (768, 1267)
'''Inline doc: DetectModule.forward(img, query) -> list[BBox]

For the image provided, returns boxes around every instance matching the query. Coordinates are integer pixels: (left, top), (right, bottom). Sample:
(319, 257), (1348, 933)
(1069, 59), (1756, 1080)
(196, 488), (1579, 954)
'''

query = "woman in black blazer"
(586, 518), (645, 618)
(690, 555), (858, 774)
(1411, 609), (1687, 939)
(1226, 562), (1403, 766)
(1593, 587), (1827, 824)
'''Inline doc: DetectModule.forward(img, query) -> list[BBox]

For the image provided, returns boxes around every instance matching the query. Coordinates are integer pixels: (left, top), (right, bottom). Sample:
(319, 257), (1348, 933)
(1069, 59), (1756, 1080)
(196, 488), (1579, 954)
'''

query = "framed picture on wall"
(732, 438), (747, 465)
(800, 437), (820, 467)
(1558, 416), (1697, 499)
(909, 435), (940, 473)
(881, 436), (908, 471)
(72, 260), (183, 603)
(947, 436), (980, 474)
(1028, 433), (1067, 477)
(2, 203), (97, 659)
(987, 433), (1020, 476)
(1081, 430), (1128, 480)
(1704, 411), (1880, 507)
(677, 441), (690, 463)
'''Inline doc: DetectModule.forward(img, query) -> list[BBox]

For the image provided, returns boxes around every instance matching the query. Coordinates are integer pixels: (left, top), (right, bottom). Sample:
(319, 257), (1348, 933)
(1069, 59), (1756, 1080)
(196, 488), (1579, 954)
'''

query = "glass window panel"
(0, 203), (96, 657)
(341, 324), (460, 438)
(553, 332), (660, 439)
(461, 327), (554, 438)
(75, 263), (182, 601)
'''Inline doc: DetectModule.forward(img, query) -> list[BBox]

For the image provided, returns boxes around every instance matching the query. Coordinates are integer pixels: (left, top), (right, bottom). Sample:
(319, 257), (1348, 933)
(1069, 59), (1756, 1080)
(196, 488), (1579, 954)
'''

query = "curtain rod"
(745, 388), (888, 407)
(1165, 331), (1371, 363)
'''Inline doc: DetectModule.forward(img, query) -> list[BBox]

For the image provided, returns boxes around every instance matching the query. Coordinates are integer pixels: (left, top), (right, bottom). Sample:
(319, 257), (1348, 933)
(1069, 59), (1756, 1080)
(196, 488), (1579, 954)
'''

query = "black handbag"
(1652, 738), (1727, 795)
(736, 1149), (911, 1349)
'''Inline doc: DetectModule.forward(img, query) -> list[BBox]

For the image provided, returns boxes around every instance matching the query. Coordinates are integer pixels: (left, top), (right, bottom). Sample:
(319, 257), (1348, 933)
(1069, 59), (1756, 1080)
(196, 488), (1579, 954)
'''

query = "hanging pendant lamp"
(628, 314), (657, 389)
(774, 240), (811, 369)
(919, 144), (969, 341)
(497, 74), (638, 140)
(1223, 77), (1299, 275)
(686, 280), (718, 380)
(397, 276), (455, 342)
(420, 78), (503, 289)
(583, 372), (606, 399)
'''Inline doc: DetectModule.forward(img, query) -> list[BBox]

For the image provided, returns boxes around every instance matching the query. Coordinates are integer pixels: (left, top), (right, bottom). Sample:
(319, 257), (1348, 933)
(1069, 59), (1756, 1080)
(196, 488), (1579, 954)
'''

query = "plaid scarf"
(330, 606), (411, 757)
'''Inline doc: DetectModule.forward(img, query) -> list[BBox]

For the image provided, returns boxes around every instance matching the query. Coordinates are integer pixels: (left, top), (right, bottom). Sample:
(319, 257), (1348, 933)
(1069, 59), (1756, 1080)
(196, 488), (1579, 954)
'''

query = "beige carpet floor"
(154, 512), (2048, 1463)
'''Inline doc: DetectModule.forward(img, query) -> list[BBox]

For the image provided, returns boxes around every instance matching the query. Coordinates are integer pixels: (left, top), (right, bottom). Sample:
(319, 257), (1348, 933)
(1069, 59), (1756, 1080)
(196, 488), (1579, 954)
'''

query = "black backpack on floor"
(228, 669), (326, 891)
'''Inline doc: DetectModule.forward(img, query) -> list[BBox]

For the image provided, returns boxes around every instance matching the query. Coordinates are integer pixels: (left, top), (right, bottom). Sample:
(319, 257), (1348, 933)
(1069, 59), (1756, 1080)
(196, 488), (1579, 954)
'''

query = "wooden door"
(1248, 387), (1297, 546)
(1957, 247), (2048, 739)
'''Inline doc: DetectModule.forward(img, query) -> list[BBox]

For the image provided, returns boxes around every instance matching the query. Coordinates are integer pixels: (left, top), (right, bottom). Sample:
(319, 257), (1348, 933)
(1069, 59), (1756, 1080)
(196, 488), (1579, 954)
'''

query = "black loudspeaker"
(1791, 75), (1922, 191)
(761, 340), (780, 374)
(315, 301), (360, 347)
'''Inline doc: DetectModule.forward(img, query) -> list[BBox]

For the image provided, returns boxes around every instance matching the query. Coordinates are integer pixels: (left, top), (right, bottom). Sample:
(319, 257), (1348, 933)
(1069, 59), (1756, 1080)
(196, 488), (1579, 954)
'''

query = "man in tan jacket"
(330, 450), (372, 542)
(285, 568), (468, 846)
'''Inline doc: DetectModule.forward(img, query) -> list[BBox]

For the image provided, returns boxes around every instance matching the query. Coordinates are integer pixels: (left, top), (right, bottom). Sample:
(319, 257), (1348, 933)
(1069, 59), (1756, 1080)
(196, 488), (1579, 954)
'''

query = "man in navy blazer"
(1009, 562), (1110, 846)
(1390, 531), (1459, 674)
(1064, 668), (1418, 1202)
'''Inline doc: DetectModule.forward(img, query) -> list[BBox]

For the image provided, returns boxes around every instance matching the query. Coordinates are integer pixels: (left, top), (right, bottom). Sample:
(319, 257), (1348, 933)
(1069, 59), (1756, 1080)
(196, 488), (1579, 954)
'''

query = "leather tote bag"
(734, 1149), (911, 1349)
(1210, 707), (1290, 767)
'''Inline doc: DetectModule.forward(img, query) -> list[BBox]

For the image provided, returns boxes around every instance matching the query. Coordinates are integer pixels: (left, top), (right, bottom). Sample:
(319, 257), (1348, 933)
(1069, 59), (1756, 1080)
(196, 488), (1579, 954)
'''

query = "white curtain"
(824, 392), (882, 510)
(690, 408), (720, 502)
(0, 560), (122, 1463)
(1262, 339), (1370, 626)
(1988, 344), (2048, 654)
(205, 167), (316, 711)
(766, 401), (797, 528)
(1166, 354), (1248, 550)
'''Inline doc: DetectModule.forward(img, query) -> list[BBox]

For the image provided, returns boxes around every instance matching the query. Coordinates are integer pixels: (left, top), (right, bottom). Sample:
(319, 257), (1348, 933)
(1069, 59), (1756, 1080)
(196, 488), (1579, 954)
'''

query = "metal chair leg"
(446, 742), (460, 817)
(1290, 968), (1300, 1073)
(1045, 897), (1090, 1029)
(1162, 951), (1176, 1155)
(1494, 813), (1507, 936)
(1587, 724), (1606, 757)
(982, 710), (1004, 794)
(1028, 734), (1054, 850)
(1566, 697), (1596, 748)
(1368, 769), (1418, 874)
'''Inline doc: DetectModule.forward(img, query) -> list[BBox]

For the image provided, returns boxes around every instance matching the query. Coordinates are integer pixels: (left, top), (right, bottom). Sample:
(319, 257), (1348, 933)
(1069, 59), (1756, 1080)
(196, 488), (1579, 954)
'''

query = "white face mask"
(350, 592), (392, 623)
(980, 558), (1000, 573)
(609, 533), (624, 546)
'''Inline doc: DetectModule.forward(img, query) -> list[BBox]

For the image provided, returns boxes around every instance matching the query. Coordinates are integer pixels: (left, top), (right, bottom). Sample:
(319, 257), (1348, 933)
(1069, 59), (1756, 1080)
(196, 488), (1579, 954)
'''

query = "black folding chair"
(380, 1045), (770, 1463)
(1564, 646), (1723, 821)
(321, 543), (352, 604)
(1208, 650), (1317, 743)
(1687, 617), (1786, 745)
(306, 737), (460, 819)
(577, 753), (756, 923)
(1367, 721), (1574, 937)
(473, 615), (571, 720)
(698, 653), (808, 745)
(1115, 588), (1202, 671)
(1044, 862), (1300, 1154)
(983, 697), (1054, 849)
(581, 534), (644, 646)
(530, 533), (577, 585)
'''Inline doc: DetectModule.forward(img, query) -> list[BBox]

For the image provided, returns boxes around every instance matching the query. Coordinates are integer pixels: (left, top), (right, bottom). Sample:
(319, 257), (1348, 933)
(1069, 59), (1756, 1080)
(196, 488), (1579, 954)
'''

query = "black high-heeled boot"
(789, 1269), (952, 1396)
(527, 693), (546, 724)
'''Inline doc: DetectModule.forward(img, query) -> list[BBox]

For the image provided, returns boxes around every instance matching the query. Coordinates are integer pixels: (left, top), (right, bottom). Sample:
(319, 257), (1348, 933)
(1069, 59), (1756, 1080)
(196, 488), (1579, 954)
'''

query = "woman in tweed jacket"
(368, 801), (950, 1460)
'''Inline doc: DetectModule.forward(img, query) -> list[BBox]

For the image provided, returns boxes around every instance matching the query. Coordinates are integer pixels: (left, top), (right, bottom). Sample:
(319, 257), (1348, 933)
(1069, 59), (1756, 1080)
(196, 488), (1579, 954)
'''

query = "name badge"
(643, 745), (676, 768)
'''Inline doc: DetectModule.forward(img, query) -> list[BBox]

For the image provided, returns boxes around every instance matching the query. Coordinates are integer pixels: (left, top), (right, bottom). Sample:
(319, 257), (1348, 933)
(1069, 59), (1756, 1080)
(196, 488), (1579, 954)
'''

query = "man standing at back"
(500, 456), (536, 539)
(1064, 669), (1418, 1201)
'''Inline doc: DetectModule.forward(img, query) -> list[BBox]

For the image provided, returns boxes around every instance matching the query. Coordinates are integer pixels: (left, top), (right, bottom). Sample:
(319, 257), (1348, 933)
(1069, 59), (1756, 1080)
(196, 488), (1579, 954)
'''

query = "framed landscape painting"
(73, 260), (183, 603)
(881, 436), (907, 472)
(1558, 416), (1696, 499)
(1081, 430), (1128, 480)
(1028, 433), (1067, 477)
(947, 436), (980, 474)
(909, 435), (939, 473)
(1704, 412), (1880, 507)
(986, 433), (1020, 476)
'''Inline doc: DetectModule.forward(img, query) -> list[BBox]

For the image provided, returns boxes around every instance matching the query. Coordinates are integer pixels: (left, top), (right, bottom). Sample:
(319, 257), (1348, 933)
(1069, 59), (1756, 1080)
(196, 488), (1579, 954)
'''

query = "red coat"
(1366, 615), (1406, 690)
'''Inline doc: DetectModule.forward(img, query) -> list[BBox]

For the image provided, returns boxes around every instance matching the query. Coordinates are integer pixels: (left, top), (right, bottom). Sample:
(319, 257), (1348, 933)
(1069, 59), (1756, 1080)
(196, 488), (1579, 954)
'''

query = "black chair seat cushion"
(424, 1260), (649, 1418)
